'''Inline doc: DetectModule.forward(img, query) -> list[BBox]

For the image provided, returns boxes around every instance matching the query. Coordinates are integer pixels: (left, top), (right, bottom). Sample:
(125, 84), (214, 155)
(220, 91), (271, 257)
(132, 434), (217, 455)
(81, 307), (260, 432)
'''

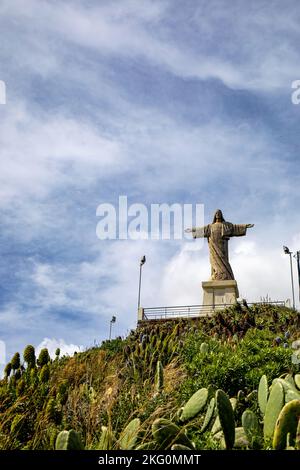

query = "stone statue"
(185, 209), (254, 281)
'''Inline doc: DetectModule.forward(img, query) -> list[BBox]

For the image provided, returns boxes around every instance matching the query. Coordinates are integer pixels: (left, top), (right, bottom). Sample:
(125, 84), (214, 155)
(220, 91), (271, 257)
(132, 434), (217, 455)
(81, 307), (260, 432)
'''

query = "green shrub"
(181, 328), (291, 399)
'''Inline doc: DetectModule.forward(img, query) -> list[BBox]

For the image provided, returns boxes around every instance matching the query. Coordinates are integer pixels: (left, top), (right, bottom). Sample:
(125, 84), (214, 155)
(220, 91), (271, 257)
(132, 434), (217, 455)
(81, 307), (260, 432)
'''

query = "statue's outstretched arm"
(231, 223), (254, 237)
(185, 226), (207, 238)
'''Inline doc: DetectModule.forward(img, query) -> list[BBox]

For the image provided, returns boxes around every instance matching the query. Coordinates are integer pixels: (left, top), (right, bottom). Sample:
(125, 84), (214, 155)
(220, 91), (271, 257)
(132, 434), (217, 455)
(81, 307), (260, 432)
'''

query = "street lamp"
(138, 255), (146, 310)
(294, 250), (300, 304)
(109, 315), (116, 340)
(283, 246), (295, 310)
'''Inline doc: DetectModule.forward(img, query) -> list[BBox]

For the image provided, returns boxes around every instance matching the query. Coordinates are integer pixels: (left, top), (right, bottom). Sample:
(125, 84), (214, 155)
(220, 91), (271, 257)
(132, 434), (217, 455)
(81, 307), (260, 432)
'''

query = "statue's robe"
(193, 222), (248, 280)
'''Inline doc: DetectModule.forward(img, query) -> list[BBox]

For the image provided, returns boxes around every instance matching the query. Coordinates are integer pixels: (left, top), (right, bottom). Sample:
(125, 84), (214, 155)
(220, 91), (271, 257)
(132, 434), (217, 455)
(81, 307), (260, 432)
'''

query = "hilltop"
(0, 303), (300, 450)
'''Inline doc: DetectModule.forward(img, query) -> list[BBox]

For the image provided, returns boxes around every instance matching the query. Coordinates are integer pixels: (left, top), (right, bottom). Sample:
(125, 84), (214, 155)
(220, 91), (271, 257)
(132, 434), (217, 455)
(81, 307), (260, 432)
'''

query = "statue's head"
(213, 209), (225, 223)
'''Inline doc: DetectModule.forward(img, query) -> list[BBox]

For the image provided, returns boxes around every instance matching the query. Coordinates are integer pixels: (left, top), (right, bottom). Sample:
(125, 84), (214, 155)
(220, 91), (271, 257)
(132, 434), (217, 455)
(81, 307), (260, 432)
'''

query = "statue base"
(202, 280), (239, 310)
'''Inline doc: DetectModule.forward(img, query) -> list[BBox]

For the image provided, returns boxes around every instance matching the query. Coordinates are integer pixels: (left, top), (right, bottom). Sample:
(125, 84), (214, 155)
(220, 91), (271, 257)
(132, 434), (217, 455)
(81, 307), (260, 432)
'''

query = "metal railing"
(140, 301), (286, 321)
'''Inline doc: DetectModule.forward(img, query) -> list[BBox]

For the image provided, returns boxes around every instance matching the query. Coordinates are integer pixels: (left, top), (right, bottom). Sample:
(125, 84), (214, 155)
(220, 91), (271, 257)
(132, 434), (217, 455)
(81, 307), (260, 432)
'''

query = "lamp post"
(295, 250), (300, 304)
(109, 315), (116, 340)
(138, 255), (146, 310)
(283, 246), (295, 310)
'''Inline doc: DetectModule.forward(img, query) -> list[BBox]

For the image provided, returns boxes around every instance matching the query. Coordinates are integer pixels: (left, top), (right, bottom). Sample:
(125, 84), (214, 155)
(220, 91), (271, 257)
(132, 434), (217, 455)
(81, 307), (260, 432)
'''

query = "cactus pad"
(152, 418), (192, 449)
(55, 430), (83, 450)
(242, 409), (260, 442)
(215, 390), (235, 449)
(263, 381), (284, 440)
(180, 388), (208, 422)
(201, 397), (215, 433)
(294, 374), (300, 390)
(118, 418), (140, 450)
(273, 399), (300, 450)
(258, 375), (268, 416)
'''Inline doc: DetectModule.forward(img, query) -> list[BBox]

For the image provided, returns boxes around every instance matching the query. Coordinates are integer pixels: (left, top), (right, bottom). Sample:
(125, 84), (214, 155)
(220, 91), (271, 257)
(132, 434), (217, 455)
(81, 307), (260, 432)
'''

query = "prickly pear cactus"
(294, 374), (300, 391)
(201, 397), (215, 433)
(274, 378), (298, 395)
(284, 374), (295, 387)
(180, 388), (208, 422)
(212, 397), (236, 436)
(152, 418), (192, 449)
(285, 389), (300, 403)
(55, 430), (83, 450)
(211, 415), (221, 435)
(242, 409), (260, 443)
(118, 418), (140, 450)
(263, 381), (284, 441)
(215, 390), (235, 450)
(258, 375), (268, 416)
(273, 399), (300, 450)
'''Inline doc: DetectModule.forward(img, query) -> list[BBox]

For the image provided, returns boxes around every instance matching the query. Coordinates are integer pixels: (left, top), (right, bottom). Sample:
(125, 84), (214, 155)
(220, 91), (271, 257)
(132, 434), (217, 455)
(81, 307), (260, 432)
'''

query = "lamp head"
(111, 315), (116, 323)
(283, 246), (291, 255)
(140, 255), (146, 266)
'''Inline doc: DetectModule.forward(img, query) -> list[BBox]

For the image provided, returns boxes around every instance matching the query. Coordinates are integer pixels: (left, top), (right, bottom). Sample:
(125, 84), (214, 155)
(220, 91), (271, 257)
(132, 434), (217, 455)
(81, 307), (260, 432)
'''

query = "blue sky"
(0, 0), (300, 364)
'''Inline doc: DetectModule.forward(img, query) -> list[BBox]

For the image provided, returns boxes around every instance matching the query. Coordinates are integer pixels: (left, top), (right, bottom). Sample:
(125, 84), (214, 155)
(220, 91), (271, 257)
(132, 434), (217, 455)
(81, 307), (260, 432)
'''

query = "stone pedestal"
(202, 280), (239, 309)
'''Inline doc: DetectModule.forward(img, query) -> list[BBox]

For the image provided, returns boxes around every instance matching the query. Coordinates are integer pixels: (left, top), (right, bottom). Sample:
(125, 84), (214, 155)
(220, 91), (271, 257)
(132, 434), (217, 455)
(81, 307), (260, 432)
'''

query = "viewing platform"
(137, 300), (287, 324)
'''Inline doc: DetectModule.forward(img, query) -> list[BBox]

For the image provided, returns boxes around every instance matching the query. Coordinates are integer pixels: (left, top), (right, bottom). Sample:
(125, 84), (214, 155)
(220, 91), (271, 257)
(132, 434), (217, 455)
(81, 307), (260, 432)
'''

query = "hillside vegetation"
(1, 303), (300, 450)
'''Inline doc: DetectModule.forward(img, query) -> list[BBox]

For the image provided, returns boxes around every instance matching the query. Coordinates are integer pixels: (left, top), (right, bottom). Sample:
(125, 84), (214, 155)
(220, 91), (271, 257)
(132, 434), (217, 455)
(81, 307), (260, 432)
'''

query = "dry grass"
(163, 359), (187, 394)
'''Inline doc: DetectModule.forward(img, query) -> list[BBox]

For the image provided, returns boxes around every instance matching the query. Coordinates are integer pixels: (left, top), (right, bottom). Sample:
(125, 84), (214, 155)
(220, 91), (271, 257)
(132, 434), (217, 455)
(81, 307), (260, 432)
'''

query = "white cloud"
(233, 241), (256, 256)
(29, 238), (169, 320)
(36, 337), (83, 359)
(0, 103), (123, 207)
(1, 0), (298, 90)
(1, 94), (288, 251)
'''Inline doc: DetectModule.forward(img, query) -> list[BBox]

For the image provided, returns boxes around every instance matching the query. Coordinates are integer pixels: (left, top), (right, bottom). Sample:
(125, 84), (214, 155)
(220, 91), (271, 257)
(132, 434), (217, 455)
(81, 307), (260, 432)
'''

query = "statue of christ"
(185, 209), (254, 281)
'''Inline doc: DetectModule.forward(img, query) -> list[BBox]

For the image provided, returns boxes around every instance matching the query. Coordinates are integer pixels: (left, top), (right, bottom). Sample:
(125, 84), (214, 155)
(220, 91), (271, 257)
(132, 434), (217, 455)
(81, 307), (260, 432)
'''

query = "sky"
(0, 0), (300, 367)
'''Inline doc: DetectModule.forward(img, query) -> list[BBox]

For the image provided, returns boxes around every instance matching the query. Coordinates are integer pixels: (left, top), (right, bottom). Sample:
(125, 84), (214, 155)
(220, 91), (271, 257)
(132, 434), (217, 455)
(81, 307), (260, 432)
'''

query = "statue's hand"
(185, 228), (193, 233)
(246, 224), (254, 228)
